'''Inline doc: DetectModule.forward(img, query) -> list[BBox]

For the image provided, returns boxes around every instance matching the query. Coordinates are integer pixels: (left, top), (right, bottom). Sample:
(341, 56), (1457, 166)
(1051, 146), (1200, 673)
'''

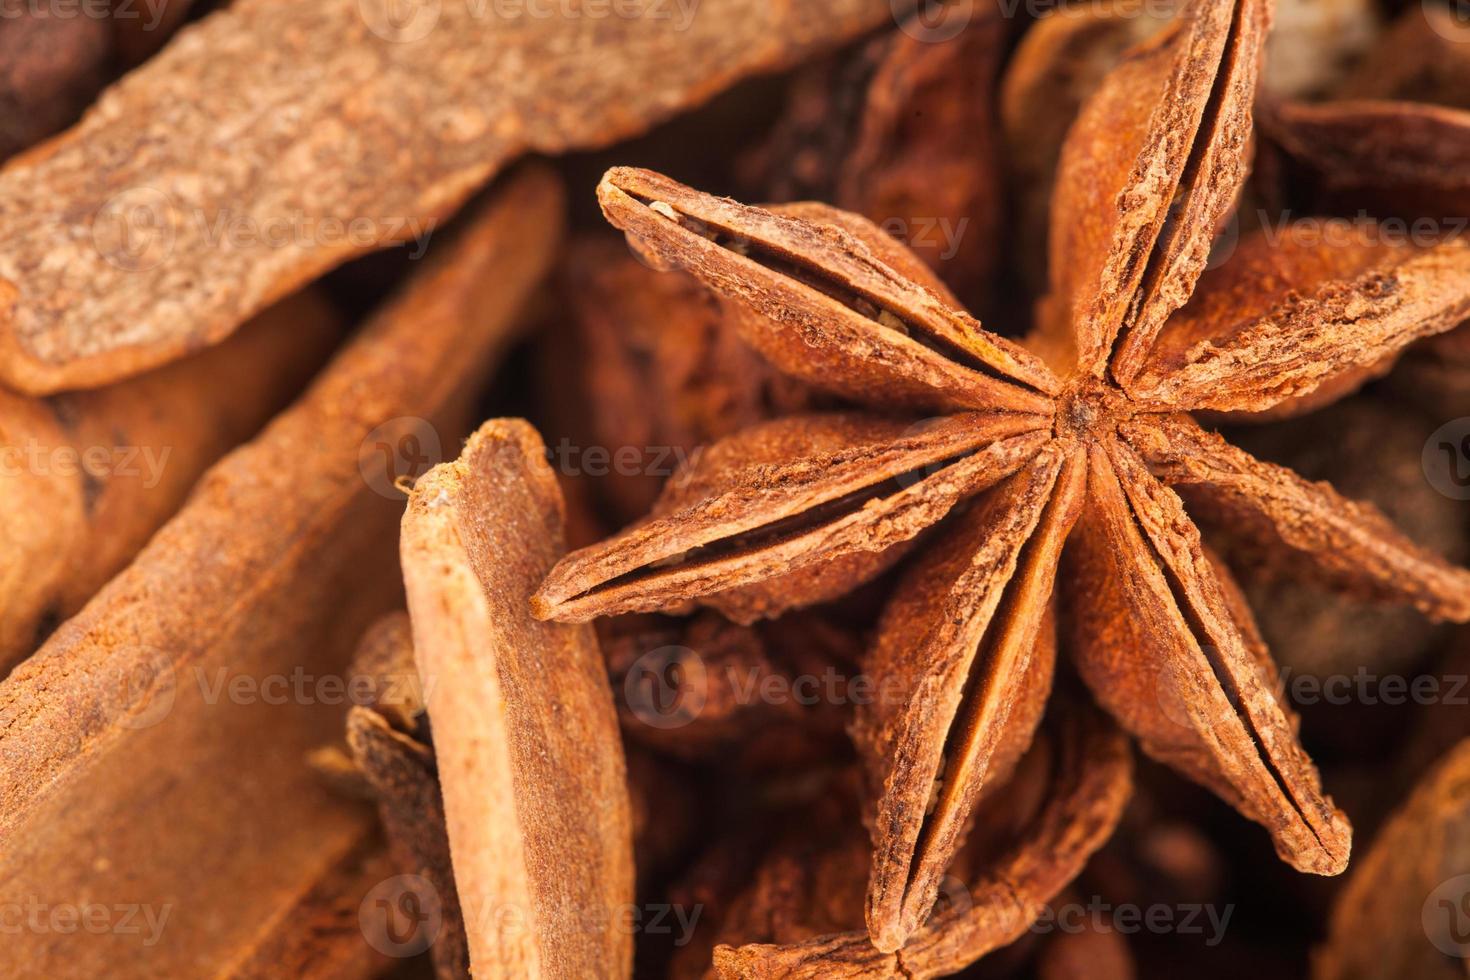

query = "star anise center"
(1053, 376), (1130, 443)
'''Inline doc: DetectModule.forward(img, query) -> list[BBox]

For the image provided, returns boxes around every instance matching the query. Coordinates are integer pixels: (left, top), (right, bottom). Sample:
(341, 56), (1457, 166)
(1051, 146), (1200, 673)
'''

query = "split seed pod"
(710, 705), (1132, 978)
(538, 0), (1470, 953)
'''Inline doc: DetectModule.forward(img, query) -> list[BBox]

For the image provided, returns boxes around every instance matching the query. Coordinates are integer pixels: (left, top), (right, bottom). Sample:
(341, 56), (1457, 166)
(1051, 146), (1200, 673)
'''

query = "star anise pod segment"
(535, 0), (1470, 955)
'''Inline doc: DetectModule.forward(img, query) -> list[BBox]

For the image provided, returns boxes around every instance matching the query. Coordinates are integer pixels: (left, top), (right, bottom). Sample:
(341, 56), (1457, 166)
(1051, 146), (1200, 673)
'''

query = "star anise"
(1262, 4), (1470, 418)
(699, 702), (1132, 979)
(1315, 737), (1470, 980)
(535, 0), (1470, 954)
(1263, 5), (1470, 222)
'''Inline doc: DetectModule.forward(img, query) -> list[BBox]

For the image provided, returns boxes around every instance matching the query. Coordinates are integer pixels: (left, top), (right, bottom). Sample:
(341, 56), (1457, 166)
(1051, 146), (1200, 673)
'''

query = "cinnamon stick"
(0, 165), (562, 976)
(401, 419), (635, 978)
(0, 8), (110, 160)
(0, 0), (887, 394)
(0, 287), (341, 672)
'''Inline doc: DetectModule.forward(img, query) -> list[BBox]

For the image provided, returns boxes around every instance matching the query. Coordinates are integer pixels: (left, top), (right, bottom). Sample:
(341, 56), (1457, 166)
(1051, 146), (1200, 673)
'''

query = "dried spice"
(1002, 0), (1379, 299)
(536, 0), (1470, 953)
(601, 608), (862, 770)
(556, 237), (820, 520)
(221, 838), (404, 980)
(337, 615), (692, 979)
(339, 613), (468, 980)
(554, 4), (1007, 523)
(1315, 739), (1470, 979)
(0, 8), (110, 160)
(0, 0), (888, 394)
(1000, 2), (1172, 295)
(1263, 5), (1470, 222)
(401, 418), (635, 978)
(708, 705), (1131, 978)
(6, 1), (1470, 976)
(1262, 6), (1470, 424)
(346, 709), (465, 979)
(342, 610), (428, 732)
(1213, 396), (1468, 680)
(0, 166), (560, 975)
(0, 288), (340, 671)
(746, 1), (1006, 310)
(1265, 98), (1470, 222)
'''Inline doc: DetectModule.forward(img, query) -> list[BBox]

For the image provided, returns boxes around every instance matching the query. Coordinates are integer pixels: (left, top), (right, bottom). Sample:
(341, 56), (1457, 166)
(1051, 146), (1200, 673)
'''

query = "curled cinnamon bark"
(402, 419), (635, 978)
(0, 0), (887, 394)
(0, 288), (341, 672)
(0, 165), (561, 976)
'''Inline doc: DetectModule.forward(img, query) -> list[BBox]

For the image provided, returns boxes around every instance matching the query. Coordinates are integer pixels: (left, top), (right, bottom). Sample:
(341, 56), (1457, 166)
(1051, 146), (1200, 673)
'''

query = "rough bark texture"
(401, 419), (635, 978)
(0, 165), (560, 976)
(0, 0), (888, 393)
(0, 287), (341, 672)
